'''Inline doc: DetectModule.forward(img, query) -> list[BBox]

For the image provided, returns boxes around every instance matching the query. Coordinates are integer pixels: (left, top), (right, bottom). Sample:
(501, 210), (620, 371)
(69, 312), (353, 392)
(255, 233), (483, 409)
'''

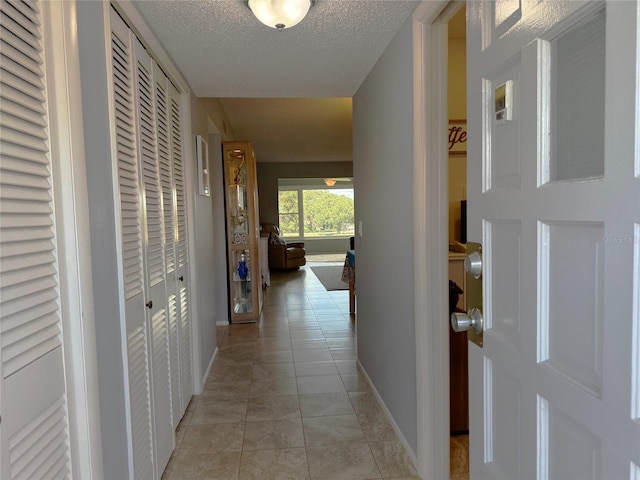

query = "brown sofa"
(261, 223), (306, 270)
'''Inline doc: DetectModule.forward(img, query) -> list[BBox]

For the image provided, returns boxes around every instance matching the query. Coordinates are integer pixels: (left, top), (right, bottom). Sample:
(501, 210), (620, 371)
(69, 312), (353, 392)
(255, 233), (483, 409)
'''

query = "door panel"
(132, 37), (174, 476)
(110, 11), (154, 480)
(0, 1), (73, 478)
(540, 221), (604, 397)
(467, 1), (640, 478)
(153, 62), (182, 430)
(169, 84), (192, 415)
(485, 219), (522, 350)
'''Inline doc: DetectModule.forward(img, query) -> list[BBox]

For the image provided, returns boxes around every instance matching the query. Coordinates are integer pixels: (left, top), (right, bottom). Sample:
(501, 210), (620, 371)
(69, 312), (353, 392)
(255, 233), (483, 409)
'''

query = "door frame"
(412, 1), (461, 478)
(43, 1), (105, 477)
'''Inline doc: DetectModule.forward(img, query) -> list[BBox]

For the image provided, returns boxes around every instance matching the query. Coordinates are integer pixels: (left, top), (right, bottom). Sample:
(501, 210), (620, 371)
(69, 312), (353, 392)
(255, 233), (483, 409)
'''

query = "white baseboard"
(198, 346), (218, 393)
(357, 359), (418, 467)
(216, 320), (229, 326)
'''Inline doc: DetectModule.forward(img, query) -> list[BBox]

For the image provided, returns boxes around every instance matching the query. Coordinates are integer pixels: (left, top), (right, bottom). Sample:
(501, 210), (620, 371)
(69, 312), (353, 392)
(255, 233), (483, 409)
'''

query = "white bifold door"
(110, 8), (191, 479)
(0, 1), (74, 478)
(466, 1), (640, 478)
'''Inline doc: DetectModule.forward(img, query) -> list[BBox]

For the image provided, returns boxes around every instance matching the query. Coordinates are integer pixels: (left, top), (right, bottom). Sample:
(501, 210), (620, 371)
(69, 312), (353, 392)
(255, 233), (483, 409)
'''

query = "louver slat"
(179, 285), (192, 407)
(135, 55), (164, 288)
(111, 28), (143, 300)
(151, 307), (173, 467)
(8, 394), (70, 480)
(167, 293), (181, 424)
(155, 73), (174, 274)
(127, 325), (154, 480)
(0, 0), (64, 377)
(170, 95), (187, 268)
(1, 3), (71, 476)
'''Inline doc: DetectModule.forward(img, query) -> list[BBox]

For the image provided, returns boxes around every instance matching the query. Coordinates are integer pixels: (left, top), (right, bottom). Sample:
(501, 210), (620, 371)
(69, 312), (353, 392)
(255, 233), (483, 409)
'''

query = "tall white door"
(110, 12), (155, 480)
(466, 1), (640, 478)
(0, 1), (74, 478)
(132, 40), (174, 477)
(154, 64), (182, 430)
(169, 84), (192, 415)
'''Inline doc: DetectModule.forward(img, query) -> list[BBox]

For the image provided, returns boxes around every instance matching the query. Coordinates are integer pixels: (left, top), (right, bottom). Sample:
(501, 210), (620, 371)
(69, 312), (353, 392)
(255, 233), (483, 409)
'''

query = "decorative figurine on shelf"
(231, 157), (246, 185)
(232, 206), (247, 233)
(237, 252), (248, 280)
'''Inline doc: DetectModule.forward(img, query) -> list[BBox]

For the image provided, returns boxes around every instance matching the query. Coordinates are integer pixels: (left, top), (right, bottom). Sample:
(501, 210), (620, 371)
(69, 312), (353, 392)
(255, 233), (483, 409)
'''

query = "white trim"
(216, 320), (230, 327)
(357, 360), (418, 467)
(43, 1), (104, 477)
(200, 346), (219, 390)
(412, 1), (458, 479)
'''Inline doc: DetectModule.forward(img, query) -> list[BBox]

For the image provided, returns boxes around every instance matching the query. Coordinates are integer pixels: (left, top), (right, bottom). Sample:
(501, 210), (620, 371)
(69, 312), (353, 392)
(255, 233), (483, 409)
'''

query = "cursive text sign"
(448, 120), (467, 155)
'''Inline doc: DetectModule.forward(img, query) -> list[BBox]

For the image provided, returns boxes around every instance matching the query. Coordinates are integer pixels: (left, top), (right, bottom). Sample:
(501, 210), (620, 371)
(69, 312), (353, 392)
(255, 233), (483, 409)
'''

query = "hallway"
(163, 265), (419, 480)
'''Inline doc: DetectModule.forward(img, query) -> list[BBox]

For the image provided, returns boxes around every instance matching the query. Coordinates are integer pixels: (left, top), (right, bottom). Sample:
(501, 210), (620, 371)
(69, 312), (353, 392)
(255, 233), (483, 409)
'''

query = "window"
(277, 178), (354, 239)
(278, 190), (299, 236)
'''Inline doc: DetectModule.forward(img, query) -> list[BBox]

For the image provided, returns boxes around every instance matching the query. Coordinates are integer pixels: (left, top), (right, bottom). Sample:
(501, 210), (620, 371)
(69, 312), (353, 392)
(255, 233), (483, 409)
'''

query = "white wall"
(353, 18), (417, 454)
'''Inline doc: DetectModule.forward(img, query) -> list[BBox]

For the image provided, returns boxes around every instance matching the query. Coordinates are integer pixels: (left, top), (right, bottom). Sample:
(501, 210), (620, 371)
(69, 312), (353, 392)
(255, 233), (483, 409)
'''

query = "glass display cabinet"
(222, 141), (262, 323)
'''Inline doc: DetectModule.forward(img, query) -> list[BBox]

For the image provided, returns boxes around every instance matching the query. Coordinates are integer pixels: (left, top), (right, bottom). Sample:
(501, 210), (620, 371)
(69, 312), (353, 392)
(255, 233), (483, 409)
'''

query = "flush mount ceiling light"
(248, 0), (312, 31)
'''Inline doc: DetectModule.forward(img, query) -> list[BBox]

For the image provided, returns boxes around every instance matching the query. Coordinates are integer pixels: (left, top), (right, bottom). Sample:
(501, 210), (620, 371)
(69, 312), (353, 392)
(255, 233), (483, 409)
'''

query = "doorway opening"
(446, 5), (470, 479)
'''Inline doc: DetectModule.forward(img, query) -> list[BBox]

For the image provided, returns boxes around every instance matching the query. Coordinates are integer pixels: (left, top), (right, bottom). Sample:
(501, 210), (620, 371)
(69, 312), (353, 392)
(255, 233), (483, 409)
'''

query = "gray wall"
(353, 18), (417, 454)
(190, 96), (218, 381)
(77, 4), (129, 477)
(256, 161), (353, 225)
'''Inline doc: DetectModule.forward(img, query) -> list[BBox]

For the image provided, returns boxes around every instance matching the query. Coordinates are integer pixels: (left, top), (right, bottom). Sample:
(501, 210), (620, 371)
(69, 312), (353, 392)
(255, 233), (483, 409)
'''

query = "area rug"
(310, 265), (348, 291)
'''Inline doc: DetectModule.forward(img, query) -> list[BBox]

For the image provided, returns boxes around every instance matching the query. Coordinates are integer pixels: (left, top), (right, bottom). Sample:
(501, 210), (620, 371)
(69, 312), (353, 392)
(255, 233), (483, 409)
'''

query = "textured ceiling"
(132, 0), (420, 98)
(131, 1), (430, 163)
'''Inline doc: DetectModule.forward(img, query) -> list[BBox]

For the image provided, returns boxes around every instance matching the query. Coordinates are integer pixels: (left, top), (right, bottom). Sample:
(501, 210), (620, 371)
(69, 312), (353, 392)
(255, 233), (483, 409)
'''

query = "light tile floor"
(163, 265), (420, 480)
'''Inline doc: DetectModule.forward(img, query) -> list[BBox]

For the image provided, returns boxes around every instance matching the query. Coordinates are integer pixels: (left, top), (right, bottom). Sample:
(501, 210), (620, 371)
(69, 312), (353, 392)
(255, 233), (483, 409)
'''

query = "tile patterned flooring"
(163, 264), (470, 479)
(162, 265), (421, 480)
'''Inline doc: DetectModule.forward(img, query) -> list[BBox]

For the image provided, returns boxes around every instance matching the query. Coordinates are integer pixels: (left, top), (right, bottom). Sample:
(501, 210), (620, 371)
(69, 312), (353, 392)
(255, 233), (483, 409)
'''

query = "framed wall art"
(196, 134), (210, 196)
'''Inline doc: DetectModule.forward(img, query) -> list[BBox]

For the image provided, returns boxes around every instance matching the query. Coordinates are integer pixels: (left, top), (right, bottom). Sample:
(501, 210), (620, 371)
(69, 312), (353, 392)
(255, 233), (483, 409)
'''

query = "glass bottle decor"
(237, 252), (248, 280)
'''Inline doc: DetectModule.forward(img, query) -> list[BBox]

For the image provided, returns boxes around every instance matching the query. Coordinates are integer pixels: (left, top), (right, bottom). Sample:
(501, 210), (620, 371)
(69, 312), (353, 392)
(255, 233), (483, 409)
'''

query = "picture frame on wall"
(448, 120), (467, 156)
(196, 135), (210, 196)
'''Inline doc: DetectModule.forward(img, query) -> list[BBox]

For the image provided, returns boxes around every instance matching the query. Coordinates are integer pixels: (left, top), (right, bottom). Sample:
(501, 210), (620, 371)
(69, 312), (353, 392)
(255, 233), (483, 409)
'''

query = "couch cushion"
(286, 247), (306, 260)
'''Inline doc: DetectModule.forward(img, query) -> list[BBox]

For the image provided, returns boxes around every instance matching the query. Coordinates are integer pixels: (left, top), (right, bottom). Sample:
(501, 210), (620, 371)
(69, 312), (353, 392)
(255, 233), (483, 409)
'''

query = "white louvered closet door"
(169, 84), (192, 413)
(154, 65), (182, 428)
(133, 46), (174, 474)
(110, 11), (155, 480)
(0, 1), (73, 478)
